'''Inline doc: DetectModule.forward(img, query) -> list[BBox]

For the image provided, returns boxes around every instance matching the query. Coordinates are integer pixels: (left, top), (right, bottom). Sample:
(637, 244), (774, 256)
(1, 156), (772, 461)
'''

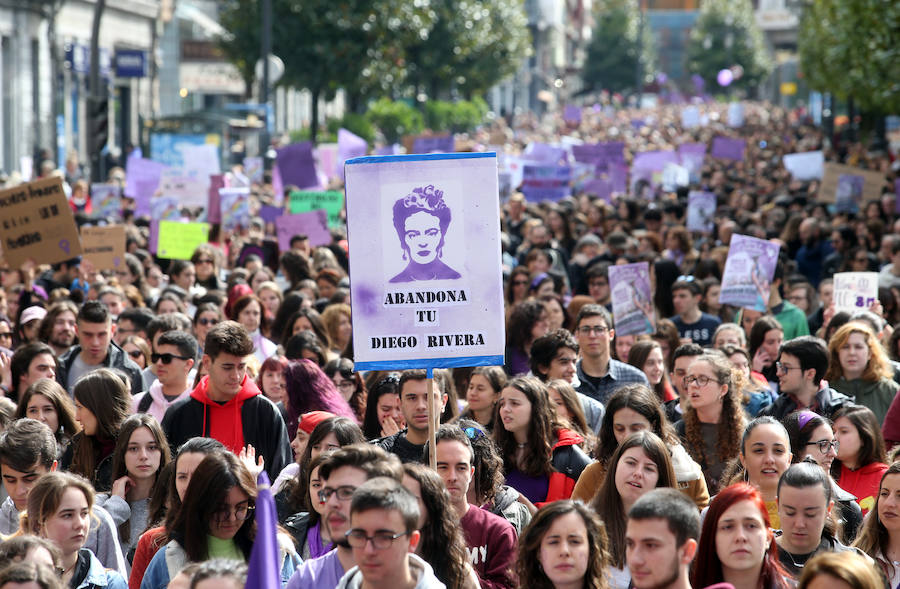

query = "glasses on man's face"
(775, 362), (801, 375)
(0, 331), (11, 340)
(319, 485), (356, 503)
(152, 353), (191, 364)
(807, 439), (839, 454)
(345, 529), (409, 550)
(684, 375), (720, 388)
(214, 502), (254, 522)
(577, 325), (609, 336)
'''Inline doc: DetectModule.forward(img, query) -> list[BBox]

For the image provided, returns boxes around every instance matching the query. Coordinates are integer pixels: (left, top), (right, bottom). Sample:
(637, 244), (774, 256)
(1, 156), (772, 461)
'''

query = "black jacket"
(161, 392), (291, 481)
(756, 386), (853, 421)
(56, 342), (143, 397)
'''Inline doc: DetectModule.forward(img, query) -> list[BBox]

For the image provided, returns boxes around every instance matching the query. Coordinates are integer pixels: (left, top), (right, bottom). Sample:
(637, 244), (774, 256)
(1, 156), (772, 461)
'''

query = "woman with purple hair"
(283, 359), (355, 438)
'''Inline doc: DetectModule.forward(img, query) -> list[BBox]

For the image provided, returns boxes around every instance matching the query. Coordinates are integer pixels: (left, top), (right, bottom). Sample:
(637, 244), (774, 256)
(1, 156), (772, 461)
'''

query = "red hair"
(692, 483), (789, 589)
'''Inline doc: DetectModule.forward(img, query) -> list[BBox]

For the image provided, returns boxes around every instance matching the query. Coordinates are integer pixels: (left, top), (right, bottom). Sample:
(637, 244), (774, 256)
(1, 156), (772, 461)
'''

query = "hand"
(752, 348), (771, 373)
(239, 444), (265, 479)
(111, 475), (133, 499)
(869, 299), (884, 319)
(0, 354), (11, 392)
(19, 259), (35, 288)
(822, 302), (836, 331)
(380, 416), (402, 438)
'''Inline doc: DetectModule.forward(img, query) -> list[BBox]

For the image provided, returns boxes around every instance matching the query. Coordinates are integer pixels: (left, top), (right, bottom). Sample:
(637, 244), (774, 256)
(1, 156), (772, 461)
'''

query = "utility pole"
(260, 0), (272, 161)
(88, 0), (107, 183)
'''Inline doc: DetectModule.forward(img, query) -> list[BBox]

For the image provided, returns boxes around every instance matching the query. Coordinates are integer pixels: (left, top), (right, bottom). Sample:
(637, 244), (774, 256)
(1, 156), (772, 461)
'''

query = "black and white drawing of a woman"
(389, 184), (462, 283)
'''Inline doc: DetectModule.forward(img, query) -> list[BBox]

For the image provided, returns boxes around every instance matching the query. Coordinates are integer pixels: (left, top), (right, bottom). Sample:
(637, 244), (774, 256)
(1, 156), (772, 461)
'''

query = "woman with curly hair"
(402, 463), (480, 589)
(675, 350), (746, 494)
(572, 384), (708, 509)
(827, 322), (900, 425)
(504, 300), (549, 376)
(692, 483), (791, 589)
(591, 431), (677, 589)
(517, 499), (611, 589)
(493, 376), (590, 506)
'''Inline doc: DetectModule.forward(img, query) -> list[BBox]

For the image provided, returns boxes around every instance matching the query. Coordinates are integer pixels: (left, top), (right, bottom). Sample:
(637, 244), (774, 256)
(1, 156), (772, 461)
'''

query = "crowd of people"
(0, 99), (898, 589)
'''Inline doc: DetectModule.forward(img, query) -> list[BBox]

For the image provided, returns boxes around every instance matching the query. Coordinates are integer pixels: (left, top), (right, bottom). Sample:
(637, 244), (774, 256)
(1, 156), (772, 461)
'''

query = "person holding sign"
(825, 322), (899, 424)
(376, 370), (447, 464)
(388, 185), (461, 283)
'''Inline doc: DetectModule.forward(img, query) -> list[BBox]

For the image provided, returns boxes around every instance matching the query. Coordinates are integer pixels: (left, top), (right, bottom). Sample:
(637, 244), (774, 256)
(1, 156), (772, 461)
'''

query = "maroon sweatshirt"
(460, 504), (518, 589)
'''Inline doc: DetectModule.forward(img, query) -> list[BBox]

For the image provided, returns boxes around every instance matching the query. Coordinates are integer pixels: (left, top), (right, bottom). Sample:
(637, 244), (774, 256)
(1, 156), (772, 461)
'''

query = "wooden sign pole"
(426, 367), (436, 469)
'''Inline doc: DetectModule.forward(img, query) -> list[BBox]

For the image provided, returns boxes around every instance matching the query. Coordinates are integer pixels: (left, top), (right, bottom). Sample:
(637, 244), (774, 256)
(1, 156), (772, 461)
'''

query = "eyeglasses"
(684, 375), (721, 387)
(775, 362), (802, 375)
(0, 332), (11, 339)
(127, 350), (144, 359)
(213, 502), (254, 522)
(345, 529), (409, 550)
(577, 325), (609, 336)
(152, 353), (191, 364)
(318, 485), (356, 503)
(464, 426), (486, 440)
(198, 318), (219, 326)
(807, 439), (839, 454)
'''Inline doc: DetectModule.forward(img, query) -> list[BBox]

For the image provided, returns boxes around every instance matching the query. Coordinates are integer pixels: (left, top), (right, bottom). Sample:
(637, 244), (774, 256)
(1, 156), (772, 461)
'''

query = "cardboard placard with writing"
(819, 163), (885, 204)
(80, 225), (126, 271)
(0, 177), (83, 267)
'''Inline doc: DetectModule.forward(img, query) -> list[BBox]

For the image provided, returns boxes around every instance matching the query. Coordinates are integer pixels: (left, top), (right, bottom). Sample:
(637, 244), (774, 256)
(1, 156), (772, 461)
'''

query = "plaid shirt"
(574, 358), (649, 404)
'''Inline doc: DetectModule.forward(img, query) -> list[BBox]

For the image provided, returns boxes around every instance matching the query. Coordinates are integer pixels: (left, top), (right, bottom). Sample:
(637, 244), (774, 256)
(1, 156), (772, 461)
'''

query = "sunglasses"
(127, 350), (143, 359)
(152, 353), (191, 364)
(198, 318), (219, 326)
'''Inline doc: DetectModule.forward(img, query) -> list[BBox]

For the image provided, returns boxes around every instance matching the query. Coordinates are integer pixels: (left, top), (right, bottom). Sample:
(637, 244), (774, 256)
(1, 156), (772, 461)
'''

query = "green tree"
(216, 0), (261, 99)
(685, 0), (772, 95)
(798, 0), (900, 114)
(582, 0), (656, 94)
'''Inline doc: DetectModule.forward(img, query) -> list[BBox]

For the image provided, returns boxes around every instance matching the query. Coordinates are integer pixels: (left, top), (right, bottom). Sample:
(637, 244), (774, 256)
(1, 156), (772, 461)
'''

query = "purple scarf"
(307, 520), (333, 559)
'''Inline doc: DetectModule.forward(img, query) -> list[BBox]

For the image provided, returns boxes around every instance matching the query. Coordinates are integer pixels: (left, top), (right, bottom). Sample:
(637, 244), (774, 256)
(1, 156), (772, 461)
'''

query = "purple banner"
(125, 158), (166, 216)
(259, 204), (283, 224)
(564, 105), (582, 123)
(633, 150), (679, 171)
(412, 135), (454, 154)
(275, 210), (331, 251)
(711, 136), (746, 161)
(275, 142), (319, 189)
(608, 262), (655, 335)
(337, 128), (368, 180)
(571, 142), (625, 171)
(580, 178), (612, 202)
(521, 164), (571, 202)
(719, 235), (780, 311)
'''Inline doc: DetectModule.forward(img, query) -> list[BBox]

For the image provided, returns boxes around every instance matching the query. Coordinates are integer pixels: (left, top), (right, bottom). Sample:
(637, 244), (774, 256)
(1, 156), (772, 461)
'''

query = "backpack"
(137, 393), (154, 414)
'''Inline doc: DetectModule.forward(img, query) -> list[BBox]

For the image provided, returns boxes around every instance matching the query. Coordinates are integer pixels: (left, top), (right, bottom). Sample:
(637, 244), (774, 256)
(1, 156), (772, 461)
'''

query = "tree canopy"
(582, 0), (656, 95)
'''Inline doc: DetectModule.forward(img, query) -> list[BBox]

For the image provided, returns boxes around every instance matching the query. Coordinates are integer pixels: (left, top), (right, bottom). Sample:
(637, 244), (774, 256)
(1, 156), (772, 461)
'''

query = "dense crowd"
(0, 99), (898, 589)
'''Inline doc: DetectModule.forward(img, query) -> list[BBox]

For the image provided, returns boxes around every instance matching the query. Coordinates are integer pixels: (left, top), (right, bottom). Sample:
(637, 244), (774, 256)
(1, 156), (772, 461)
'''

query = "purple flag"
(276, 142), (319, 189)
(412, 135), (454, 154)
(275, 210), (331, 251)
(711, 137), (746, 162)
(564, 105), (582, 123)
(246, 472), (281, 589)
(337, 129), (368, 180)
(259, 205), (283, 224)
(207, 174), (227, 224)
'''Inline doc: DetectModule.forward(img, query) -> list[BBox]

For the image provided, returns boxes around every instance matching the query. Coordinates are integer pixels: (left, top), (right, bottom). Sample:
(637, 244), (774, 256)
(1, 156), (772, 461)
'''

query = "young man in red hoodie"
(161, 320), (290, 480)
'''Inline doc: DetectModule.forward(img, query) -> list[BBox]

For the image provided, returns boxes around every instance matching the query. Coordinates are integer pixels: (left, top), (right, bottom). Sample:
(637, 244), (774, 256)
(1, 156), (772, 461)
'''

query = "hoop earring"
(402, 251), (407, 261)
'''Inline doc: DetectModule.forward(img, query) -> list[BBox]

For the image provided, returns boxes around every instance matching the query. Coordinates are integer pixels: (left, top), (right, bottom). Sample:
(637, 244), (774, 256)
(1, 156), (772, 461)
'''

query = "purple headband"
(531, 272), (550, 290)
(797, 411), (819, 429)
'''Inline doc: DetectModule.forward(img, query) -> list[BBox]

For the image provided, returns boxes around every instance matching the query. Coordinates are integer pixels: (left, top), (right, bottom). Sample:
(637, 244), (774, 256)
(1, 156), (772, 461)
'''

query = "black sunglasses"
(127, 350), (143, 359)
(152, 353), (191, 364)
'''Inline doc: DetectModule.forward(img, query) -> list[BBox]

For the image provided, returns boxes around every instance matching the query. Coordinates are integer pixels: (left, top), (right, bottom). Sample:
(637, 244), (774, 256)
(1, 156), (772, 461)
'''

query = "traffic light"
(87, 94), (109, 155)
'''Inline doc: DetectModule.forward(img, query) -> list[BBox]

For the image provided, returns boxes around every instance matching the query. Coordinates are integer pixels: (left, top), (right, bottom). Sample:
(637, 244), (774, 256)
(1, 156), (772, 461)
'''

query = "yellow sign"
(780, 82), (797, 96)
(157, 221), (209, 260)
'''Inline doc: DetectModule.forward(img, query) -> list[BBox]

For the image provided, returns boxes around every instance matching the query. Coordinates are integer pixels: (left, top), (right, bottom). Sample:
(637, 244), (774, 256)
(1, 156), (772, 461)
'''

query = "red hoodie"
(543, 428), (586, 505)
(838, 461), (888, 514)
(189, 374), (261, 453)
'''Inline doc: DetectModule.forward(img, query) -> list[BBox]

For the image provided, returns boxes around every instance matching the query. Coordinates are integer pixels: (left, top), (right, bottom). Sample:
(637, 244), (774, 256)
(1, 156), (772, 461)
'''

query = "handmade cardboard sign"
(609, 262), (655, 336)
(719, 235), (780, 312)
(0, 177), (83, 267)
(344, 152), (504, 370)
(833, 272), (879, 312)
(819, 163), (884, 204)
(80, 225), (126, 271)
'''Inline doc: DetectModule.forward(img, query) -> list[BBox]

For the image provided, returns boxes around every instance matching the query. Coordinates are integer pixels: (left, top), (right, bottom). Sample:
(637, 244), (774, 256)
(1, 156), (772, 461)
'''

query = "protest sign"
(410, 135), (454, 155)
(288, 190), (344, 227)
(219, 187), (251, 231)
(521, 164), (571, 201)
(719, 235), (780, 312)
(833, 272), (878, 312)
(661, 163), (689, 191)
(275, 210), (331, 251)
(678, 142), (706, 178)
(563, 105), (582, 123)
(337, 128), (368, 180)
(631, 151), (678, 194)
(124, 158), (165, 215)
(180, 143), (221, 179)
(0, 177), (83, 267)
(819, 162), (884, 204)
(91, 184), (122, 220)
(259, 205), (283, 224)
(580, 178), (612, 202)
(608, 263), (655, 336)
(316, 144), (338, 179)
(344, 152), (504, 370)
(681, 106), (700, 129)
(835, 174), (864, 213)
(243, 157), (264, 184)
(157, 221), (209, 260)
(20, 157), (33, 181)
(711, 137), (746, 161)
(523, 143), (566, 165)
(80, 225), (126, 271)
(157, 170), (208, 208)
(571, 142), (625, 171)
(727, 102), (744, 127)
(207, 174), (226, 224)
(782, 151), (824, 181)
(686, 191), (716, 233)
(275, 142), (319, 190)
